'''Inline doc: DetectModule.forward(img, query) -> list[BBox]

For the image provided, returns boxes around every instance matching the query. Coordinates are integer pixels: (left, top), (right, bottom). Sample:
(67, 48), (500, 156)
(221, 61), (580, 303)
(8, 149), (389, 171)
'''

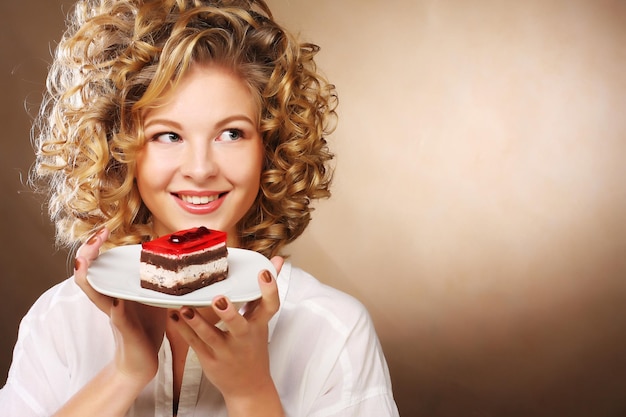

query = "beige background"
(2, 0), (626, 416)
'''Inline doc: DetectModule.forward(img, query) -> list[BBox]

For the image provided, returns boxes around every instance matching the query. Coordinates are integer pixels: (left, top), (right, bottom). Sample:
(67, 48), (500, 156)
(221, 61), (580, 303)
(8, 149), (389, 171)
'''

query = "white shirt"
(0, 262), (399, 417)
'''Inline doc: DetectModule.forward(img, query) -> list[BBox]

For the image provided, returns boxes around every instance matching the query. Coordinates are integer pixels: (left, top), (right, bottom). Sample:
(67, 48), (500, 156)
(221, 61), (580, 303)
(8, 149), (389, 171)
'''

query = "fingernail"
(170, 312), (179, 322)
(262, 270), (273, 283)
(182, 308), (195, 320)
(112, 298), (119, 307)
(87, 228), (105, 245)
(74, 258), (81, 271)
(214, 297), (228, 311)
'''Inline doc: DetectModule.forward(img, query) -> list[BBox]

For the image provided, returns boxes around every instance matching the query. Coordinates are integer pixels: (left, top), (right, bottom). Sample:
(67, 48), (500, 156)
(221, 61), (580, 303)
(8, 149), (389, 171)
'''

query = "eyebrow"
(143, 119), (183, 130)
(143, 115), (257, 130)
(218, 115), (257, 128)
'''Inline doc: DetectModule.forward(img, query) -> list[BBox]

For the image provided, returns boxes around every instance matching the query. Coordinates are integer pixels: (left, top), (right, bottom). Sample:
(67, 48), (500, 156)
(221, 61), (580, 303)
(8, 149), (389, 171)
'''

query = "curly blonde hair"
(31, 0), (337, 258)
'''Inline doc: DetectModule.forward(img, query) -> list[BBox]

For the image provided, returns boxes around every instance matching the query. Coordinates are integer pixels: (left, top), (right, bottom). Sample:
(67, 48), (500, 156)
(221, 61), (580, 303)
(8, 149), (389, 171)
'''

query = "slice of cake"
(140, 226), (228, 295)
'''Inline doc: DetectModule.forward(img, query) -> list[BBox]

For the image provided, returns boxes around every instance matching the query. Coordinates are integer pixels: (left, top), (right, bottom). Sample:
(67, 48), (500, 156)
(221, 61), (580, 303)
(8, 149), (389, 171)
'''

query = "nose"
(179, 141), (219, 181)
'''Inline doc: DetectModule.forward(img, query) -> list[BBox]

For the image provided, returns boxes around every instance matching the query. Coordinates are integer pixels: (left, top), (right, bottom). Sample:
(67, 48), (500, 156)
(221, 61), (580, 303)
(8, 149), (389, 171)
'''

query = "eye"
(152, 132), (181, 143)
(217, 129), (244, 142)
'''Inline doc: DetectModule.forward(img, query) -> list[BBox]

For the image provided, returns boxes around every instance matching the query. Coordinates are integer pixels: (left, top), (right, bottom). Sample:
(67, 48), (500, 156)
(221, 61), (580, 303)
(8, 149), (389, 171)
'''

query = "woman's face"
(136, 65), (263, 246)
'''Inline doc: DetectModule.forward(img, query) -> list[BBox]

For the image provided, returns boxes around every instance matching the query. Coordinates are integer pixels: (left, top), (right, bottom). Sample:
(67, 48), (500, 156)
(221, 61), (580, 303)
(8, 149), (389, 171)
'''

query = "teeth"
(180, 194), (219, 205)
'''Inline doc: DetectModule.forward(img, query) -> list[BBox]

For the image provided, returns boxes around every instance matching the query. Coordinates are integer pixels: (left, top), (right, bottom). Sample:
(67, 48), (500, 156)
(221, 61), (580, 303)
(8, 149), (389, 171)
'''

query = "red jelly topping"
(142, 226), (227, 255)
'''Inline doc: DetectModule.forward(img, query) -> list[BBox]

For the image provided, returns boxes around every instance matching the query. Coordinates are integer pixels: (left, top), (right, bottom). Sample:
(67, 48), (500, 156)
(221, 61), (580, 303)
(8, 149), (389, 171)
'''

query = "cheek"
(249, 150), (264, 189)
(235, 162), (262, 192)
(134, 153), (150, 190)
(227, 144), (264, 189)
(135, 149), (167, 198)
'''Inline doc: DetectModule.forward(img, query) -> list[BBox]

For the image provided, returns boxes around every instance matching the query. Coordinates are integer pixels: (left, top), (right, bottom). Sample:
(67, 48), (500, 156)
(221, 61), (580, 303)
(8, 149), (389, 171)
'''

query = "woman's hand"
(73, 228), (167, 384)
(170, 256), (285, 417)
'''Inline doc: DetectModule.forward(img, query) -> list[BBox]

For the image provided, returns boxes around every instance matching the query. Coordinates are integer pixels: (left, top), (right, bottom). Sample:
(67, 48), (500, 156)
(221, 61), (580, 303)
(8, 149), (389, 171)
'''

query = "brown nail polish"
(262, 270), (273, 283)
(170, 312), (179, 322)
(74, 258), (81, 271)
(182, 309), (195, 320)
(112, 298), (119, 307)
(214, 297), (228, 311)
(87, 228), (104, 245)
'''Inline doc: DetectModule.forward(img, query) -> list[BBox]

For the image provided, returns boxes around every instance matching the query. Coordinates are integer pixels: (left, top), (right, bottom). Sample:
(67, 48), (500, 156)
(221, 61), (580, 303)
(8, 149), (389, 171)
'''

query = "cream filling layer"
(140, 257), (228, 288)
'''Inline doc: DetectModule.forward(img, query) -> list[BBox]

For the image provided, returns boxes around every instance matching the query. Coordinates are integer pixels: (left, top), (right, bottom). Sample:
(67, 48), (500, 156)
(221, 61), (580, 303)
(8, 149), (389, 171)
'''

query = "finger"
(211, 296), (250, 337)
(174, 307), (225, 351)
(249, 269), (280, 323)
(74, 255), (114, 314)
(76, 228), (109, 266)
(239, 256), (282, 320)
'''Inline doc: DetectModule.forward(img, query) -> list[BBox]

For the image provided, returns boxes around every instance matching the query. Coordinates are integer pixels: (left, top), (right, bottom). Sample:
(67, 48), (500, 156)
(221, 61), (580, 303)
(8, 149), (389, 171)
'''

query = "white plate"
(87, 245), (274, 308)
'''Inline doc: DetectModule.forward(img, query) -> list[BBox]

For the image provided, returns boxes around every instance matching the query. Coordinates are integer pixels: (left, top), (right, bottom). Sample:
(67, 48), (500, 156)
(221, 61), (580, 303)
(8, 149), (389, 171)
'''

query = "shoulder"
(16, 276), (106, 341)
(11, 275), (111, 373)
(5, 278), (111, 415)
(270, 264), (399, 416)
(23, 276), (92, 317)
(283, 264), (368, 312)
(275, 263), (375, 339)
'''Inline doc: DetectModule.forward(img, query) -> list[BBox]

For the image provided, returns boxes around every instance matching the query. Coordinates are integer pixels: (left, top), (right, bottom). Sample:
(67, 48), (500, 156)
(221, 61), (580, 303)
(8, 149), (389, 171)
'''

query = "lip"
(172, 191), (227, 215)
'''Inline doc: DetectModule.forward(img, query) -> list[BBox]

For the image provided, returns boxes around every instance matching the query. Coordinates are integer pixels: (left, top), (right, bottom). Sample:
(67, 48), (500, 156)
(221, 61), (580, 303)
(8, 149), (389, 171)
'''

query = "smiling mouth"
(178, 193), (224, 205)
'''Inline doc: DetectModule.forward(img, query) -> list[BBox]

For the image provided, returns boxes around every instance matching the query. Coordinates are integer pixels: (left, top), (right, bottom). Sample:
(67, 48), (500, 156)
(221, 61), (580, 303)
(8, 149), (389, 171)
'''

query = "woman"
(0, 1), (399, 416)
